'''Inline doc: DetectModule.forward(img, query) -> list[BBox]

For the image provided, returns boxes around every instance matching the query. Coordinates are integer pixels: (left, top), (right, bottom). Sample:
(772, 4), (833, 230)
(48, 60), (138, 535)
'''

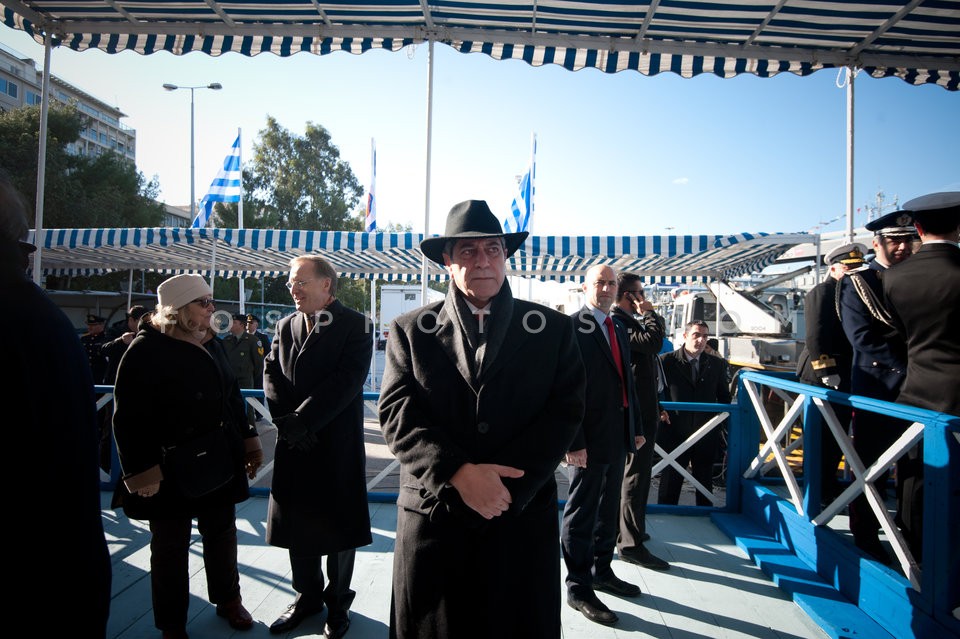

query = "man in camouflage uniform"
(223, 313), (264, 427)
(246, 314), (271, 389)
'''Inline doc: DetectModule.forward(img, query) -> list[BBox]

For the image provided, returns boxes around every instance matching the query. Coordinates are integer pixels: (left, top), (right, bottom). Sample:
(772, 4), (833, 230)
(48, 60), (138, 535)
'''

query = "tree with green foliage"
(208, 117), (366, 308)
(0, 103), (164, 228)
(222, 116), (363, 231)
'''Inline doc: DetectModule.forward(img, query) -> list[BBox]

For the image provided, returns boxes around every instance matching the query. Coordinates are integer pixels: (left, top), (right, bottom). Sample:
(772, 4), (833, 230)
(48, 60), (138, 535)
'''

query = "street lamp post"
(162, 82), (223, 220)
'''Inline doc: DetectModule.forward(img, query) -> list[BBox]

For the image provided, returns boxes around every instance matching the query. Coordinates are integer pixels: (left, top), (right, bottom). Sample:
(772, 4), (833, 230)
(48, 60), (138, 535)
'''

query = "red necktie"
(604, 316), (628, 407)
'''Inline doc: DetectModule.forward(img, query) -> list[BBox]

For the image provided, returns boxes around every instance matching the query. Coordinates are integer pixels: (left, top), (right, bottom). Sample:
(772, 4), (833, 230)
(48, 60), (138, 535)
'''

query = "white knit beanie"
(157, 274), (212, 310)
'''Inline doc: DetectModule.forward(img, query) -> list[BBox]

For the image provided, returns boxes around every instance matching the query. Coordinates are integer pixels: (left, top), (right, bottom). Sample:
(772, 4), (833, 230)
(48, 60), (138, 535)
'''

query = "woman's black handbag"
(162, 425), (236, 499)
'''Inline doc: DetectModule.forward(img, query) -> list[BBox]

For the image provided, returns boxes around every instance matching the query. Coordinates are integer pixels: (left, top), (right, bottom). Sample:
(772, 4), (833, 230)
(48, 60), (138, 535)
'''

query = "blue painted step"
(713, 511), (892, 639)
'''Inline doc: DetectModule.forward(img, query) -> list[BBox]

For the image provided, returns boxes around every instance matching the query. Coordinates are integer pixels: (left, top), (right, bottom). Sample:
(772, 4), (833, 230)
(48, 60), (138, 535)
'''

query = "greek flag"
(504, 134), (536, 233)
(192, 134), (242, 228)
(365, 138), (377, 232)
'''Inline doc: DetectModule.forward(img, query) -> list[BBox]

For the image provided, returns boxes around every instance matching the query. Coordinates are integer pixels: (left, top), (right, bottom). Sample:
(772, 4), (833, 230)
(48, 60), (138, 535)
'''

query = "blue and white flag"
(504, 134), (536, 234)
(365, 138), (377, 232)
(192, 134), (242, 228)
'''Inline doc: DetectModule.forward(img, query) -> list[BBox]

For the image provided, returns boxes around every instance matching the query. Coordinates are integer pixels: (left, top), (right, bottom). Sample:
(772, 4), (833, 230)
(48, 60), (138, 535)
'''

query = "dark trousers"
(657, 420), (722, 506)
(849, 410), (914, 552)
(819, 403), (852, 505)
(149, 503), (240, 631)
(561, 450), (626, 597)
(896, 442), (924, 561)
(619, 417), (659, 551)
(290, 548), (357, 617)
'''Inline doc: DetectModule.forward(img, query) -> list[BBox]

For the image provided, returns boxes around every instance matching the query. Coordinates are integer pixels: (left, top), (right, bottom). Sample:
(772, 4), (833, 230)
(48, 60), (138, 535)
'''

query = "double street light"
(162, 82), (223, 220)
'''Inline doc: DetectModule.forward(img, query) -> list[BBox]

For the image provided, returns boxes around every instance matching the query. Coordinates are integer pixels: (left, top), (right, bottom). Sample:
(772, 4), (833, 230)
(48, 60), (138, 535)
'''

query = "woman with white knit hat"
(111, 273), (263, 638)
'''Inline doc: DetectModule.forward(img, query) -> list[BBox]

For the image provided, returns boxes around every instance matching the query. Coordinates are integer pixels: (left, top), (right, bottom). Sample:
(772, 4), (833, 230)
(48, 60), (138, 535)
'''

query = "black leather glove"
(274, 413), (318, 452)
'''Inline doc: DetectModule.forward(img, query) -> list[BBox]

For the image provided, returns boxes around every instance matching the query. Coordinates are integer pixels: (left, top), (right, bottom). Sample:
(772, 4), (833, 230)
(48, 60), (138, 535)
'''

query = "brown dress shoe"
(216, 597), (254, 631)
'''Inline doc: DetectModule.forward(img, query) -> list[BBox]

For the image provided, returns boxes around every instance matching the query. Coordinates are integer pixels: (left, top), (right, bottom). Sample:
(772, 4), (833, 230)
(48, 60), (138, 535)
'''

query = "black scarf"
(446, 279), (514, 381)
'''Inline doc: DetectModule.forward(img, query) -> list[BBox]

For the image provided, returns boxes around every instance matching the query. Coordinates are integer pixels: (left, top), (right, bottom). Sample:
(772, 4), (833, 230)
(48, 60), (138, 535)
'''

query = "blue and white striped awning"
(25, 228), (809, 284)
(2, 1), (958, 89)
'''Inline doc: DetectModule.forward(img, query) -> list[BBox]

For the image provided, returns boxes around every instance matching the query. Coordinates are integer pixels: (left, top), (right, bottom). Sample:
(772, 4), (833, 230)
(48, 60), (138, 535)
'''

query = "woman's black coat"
(111, 322), (257, 519)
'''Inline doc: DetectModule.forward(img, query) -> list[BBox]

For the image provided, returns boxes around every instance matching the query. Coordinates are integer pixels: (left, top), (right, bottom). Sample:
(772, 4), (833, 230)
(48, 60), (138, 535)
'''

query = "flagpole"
(237, 128), (245, 313)
(528, 133), (536, 235)
(366, 136), (378, 390)
(198, 134), (242, 295)
(366, 138), (376, 233)
(527, 133), (536, 300)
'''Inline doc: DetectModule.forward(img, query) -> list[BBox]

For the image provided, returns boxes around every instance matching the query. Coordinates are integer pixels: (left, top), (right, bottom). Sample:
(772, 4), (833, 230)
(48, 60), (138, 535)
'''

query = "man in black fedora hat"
(1, 168), (111, 636)
(379, 199), (586, 638)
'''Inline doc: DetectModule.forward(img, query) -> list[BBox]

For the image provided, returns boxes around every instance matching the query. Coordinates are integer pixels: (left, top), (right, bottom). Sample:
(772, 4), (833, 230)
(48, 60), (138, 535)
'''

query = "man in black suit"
(611, 273), (670, 571)
(2, 171), (111, 637)
(658, 320), (732, 506)
(884, 191), (960, 417)
(838, 210), (916, 562)
(796, 243), (866, 505)
(562, 264), (644, 626)
(265, 255), (373, 639)
(883, 190), (960, 560)
(379, 200), (586, 639)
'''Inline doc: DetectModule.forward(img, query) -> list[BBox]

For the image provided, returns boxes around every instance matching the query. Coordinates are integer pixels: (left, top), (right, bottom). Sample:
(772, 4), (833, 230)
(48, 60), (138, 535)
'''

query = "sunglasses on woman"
(191, 297), (215, 308)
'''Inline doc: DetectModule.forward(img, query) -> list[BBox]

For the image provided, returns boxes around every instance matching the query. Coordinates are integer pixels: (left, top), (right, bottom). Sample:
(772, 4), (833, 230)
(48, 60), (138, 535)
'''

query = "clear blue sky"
(2, 26), (958, 238)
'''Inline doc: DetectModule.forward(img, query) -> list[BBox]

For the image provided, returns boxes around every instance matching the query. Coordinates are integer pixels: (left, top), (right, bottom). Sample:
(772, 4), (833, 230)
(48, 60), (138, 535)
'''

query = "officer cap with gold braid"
(825, 242), (868, 267)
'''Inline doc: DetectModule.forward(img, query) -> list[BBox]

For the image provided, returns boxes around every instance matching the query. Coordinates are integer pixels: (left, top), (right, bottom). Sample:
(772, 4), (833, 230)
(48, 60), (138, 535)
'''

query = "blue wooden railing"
(731, 370), (959, 639)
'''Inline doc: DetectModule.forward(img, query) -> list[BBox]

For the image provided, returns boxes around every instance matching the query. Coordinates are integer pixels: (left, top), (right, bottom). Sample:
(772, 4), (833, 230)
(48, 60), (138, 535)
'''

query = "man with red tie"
(562, 264), (646, 626)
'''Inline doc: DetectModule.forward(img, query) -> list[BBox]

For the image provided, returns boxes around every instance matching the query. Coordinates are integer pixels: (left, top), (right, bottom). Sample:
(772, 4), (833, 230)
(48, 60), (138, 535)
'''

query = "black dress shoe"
(269, 595), (325, 634)
(324, 611), (351, 639)
(593, 574), (641, 598)
(619, 546), (670, 570)
(567, 593), (618, 625)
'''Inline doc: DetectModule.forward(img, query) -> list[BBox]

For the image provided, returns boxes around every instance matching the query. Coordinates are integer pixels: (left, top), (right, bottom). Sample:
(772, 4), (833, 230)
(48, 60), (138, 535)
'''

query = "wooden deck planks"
(103, 494), (827, 639)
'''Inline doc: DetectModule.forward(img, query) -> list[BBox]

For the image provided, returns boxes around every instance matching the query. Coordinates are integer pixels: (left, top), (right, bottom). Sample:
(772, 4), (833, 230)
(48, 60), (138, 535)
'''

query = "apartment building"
(163, 203), (192, 228)
(0, 41), (136, 162)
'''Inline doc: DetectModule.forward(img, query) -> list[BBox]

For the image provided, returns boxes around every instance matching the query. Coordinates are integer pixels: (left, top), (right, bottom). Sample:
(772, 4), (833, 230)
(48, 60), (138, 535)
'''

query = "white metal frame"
(739, 376), (925, 589)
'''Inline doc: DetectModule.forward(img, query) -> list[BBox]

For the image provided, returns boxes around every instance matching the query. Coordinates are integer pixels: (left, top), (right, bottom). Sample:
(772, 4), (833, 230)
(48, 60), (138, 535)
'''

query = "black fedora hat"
(420, 200), (528, 265)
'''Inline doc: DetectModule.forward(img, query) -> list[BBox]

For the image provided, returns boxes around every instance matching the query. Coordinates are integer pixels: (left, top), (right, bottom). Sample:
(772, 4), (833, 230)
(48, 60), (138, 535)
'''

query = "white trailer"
(377, 284), (441, 349)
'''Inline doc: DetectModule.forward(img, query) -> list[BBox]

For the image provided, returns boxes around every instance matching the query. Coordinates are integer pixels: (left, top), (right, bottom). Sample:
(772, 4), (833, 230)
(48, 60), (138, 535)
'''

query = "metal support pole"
(420, 40), (435, 298)
(32, 33), (53, 285)
(190, 87), (196, 220)
(845, 67), (856, 244)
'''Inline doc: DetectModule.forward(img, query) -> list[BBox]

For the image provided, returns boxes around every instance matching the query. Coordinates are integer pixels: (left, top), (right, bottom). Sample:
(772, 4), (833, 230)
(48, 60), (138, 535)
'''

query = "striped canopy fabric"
(25, 228), (809, 284)
(2, 1), (958, 90)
